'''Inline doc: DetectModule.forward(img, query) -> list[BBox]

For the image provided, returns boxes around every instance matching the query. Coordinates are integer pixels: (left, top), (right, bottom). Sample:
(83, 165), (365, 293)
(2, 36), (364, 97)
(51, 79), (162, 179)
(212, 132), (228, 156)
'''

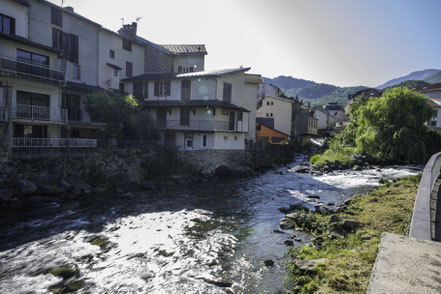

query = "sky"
(48, 0), (441, 87)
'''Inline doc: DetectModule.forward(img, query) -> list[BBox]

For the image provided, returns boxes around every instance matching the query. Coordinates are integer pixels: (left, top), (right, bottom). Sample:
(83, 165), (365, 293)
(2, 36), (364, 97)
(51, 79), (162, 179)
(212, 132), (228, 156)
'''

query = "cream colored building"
(257, 95), (294, 138)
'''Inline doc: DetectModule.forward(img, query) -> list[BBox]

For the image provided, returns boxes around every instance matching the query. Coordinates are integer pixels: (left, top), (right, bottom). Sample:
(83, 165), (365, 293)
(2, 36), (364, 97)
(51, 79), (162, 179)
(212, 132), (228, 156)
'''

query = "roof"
(324, 102), (344, 111)
(35, 0), (101, 27)
(106, 63), (122, 70)
(256, 118), (290, 136)
(429, 98), (441, 107)
(264, 95), (295, 104)
(415, 82), (441, 93)
(143, 99), (250, 112)
(160, 44), (207, 55)
(245, 74), (264, 84)
(122, 67), (251, 82)
(313, 106), (330, 115)
(10, 0), (30, 6)
(256, 117), (274, 129)
(64, 81), (105, 92)
(0, 32), (62, 54)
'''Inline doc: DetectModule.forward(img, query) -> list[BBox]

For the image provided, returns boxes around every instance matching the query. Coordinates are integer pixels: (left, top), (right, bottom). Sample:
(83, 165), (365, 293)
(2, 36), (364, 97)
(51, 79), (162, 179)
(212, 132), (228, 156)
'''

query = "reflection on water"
(0, 156), (420, 293)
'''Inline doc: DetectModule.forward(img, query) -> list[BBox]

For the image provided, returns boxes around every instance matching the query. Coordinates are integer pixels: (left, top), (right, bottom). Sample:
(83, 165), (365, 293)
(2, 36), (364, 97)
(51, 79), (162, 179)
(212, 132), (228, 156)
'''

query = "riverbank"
(283, 175), (420, 293)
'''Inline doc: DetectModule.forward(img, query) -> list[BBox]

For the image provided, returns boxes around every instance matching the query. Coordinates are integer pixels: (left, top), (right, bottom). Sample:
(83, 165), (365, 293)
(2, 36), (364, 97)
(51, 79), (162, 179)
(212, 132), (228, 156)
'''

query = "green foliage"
(85, 91), (158, 140)
(285, 175), (420, 293)
(309, 136), (355, 165)
(384, 80), (430, 91)
(355, 87), (434, 163)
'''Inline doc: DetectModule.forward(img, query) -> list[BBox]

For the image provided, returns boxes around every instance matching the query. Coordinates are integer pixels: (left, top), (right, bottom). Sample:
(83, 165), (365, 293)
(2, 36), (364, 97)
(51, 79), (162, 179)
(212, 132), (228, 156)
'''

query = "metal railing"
(0, 55), (65, 81)
(13, 104), (68, 122)
(12, 138), (97, 148)
(409, 151), (441, 240)
(97, 139), (159, 149)
(0, 106), (7, 122)
(157, 120), (236, 131)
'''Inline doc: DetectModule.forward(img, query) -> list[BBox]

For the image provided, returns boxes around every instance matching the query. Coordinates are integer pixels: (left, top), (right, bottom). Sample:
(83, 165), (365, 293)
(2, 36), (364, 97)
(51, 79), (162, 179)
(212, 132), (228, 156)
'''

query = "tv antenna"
(120, 18), (124, 26)
(60, 0), (64, 7)
(136, 16), (142, 23)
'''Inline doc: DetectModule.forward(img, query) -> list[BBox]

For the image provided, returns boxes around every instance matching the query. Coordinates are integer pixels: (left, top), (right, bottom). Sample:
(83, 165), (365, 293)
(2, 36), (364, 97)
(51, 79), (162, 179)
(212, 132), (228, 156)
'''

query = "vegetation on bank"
(311, 87), (441, 165)
(285, 175), (420, 293)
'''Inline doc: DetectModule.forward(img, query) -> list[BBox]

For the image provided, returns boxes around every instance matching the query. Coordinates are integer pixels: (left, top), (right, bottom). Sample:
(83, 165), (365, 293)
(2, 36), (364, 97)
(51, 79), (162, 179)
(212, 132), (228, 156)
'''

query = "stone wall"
(178, 149), (251, 175)
(144, 43), (173, 73)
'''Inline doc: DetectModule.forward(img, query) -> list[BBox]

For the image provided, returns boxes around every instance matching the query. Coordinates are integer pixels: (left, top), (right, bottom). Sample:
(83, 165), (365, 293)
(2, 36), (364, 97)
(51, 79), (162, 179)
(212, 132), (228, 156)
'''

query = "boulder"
(284, 239), (294, 246)
(140, 181), (155, 191)
(60, 179), (72, 190)
(0, 188), (14, 202)
(328, 214), (340, 224)
(264, 259), (274, 267)
(329, 219), (360, 234)
(39, 185), (65, 196)
(230, 166), (255, 177)
(25, 195), (60, 206)
(279, 217), (295, 230)
(8, 198), (22, 209)
(15, 179), (37, 196)
(294, 167), (310, 174)
(73, 184), (92, 196)
(307, 195), (320, 200)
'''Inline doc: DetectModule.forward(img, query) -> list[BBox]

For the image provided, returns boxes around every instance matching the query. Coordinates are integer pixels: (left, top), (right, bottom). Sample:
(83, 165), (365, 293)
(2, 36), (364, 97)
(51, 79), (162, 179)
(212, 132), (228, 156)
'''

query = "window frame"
(73, 64), (80, 79)
(223, 82), (232, 102)
(51, 7), (63, 27)
(154, 81), (171, 97)
(126, 61), (133, 77)
(109, 49), (115, 59)
(122, 39), (132, 51)
(0, 13), (16, 35)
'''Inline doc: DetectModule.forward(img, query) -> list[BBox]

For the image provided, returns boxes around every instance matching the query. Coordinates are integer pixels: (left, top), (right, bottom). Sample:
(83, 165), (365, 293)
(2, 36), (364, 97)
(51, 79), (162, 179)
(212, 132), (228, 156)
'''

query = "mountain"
(385, 80), (431, 90)
(263, 75), (366, 107)
(425, 71), (441, 84)
(377, 69), (440, 89)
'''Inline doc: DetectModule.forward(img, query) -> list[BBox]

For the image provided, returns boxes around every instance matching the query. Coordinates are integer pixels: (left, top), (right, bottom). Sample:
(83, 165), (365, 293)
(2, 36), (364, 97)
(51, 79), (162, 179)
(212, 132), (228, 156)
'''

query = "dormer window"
(0, 14), (15, 35)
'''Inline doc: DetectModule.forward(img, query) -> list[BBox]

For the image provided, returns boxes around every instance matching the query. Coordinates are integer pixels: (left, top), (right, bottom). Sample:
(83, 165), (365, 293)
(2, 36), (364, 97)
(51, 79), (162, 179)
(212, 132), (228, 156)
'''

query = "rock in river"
(15, 179), (37, 196)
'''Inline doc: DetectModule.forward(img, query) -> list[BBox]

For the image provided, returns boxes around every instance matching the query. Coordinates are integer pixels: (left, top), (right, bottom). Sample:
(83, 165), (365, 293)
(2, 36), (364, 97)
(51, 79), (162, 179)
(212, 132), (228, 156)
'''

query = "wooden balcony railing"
(12, 138), (97, 148)
(0, 55), (64, 82)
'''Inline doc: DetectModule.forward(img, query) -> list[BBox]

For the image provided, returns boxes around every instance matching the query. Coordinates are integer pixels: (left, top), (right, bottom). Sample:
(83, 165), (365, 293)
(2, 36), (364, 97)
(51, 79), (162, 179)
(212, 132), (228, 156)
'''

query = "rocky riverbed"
(0, 154), (421, 293)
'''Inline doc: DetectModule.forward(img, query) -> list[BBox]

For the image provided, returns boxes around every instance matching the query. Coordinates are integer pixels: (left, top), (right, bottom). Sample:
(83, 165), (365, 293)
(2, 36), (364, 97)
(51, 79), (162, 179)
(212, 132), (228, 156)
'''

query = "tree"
(355, 87), (435, 163)
(85, 91), (158, 140)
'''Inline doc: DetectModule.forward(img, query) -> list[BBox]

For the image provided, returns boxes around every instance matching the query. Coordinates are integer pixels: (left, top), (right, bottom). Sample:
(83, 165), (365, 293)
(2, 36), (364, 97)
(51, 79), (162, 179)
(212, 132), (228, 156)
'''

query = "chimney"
(122, 22), (137, 39)
(64, 6), (74, 12)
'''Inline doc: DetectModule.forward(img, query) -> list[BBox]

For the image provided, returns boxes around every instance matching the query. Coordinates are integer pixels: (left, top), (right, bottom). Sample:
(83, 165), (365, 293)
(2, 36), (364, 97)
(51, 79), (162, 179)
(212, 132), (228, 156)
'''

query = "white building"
(416, 83), (441, 129)
(313, 107), (334, 129)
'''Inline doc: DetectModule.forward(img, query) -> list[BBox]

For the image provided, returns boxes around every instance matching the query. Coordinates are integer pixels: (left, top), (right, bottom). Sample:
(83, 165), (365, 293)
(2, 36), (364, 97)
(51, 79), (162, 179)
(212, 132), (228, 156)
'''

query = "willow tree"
(355, 87), (435, 163)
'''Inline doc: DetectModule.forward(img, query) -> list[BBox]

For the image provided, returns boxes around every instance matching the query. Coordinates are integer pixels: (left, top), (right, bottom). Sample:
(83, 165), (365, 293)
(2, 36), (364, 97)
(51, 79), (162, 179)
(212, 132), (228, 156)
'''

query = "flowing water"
(0, 155), (421, 294)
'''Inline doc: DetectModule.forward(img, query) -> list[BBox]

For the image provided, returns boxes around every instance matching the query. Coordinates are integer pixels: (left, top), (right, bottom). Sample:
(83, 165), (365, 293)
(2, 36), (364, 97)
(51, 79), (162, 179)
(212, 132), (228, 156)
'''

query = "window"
(221, 109), (229, 115)
(17, 49), (49, 66)
(51, 7), (63, 27)
(266, 113), (269, 117)
(181, 79), (191, 101)
(119, 83), (125, 93)
(224, 136), (228, 141)
(109, 49), (115, 59)
(202, 135), (207, 147)
(0, 14), (15, 35)
(122, 39), (132, 51)
(270, 113), (273, 117)
(234, 136), (238, 141)
(113, 70), (118, 77)
(154, 81), (171, 96)
(73, 64), (80, 79)
(134, 82), (148, 100)
(266, 101), (269, 105)
(52, 29), (78, 63)
(271, 102), (274, 105)
(17, 91), (49, 107)
(178, 66), (194, 73)
(126, 61), (133, 77)
(256, 124), (261, 131)
(223, 82), (232, 102)
(237, 111), (243, 121)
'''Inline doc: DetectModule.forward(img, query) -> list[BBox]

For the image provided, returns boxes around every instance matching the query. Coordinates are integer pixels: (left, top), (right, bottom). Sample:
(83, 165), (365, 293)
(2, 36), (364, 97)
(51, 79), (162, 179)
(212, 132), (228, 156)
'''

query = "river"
(0, 155), (421, 294)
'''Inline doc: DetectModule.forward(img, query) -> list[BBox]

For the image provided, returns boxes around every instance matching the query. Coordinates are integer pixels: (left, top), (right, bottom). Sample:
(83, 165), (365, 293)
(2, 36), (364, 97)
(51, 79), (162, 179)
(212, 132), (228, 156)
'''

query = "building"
(324, 102), (345, 124)
(244, 73), (263, 142)
(415, 83), (441, 129)
(256, 117), (288, 143)
(348, 88), (383, 103)
(313, 107), (334, 129)
(256, 95), (317, 146)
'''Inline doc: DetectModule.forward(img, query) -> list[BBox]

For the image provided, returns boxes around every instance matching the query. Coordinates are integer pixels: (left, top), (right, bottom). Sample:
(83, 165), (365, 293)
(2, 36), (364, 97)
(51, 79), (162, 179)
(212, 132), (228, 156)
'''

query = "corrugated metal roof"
(160, 44), (207, 55)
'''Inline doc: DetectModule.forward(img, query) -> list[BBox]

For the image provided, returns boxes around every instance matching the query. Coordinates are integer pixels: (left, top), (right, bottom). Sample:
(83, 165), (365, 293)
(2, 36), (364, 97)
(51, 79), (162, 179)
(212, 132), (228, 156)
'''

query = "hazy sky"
(48, 0), (441, 87)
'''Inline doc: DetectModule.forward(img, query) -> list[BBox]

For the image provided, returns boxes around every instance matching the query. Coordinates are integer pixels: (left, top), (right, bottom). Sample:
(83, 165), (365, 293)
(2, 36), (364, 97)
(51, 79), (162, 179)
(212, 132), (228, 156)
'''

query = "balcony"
(0, 55), (64, 82)
(12, 137), (97, 148)
(13, 104), (68, 123)
(157, 120), (240, 132)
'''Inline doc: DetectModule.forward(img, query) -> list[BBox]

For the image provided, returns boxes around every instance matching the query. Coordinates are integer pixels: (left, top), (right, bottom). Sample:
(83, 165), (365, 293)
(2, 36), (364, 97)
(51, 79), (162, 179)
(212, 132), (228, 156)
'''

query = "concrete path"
(368, 233), (441, 294)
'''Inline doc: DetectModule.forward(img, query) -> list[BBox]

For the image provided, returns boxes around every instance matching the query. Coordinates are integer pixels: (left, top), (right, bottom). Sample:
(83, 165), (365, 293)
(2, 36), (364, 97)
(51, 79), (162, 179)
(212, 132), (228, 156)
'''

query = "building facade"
(416, 83), (441, 129)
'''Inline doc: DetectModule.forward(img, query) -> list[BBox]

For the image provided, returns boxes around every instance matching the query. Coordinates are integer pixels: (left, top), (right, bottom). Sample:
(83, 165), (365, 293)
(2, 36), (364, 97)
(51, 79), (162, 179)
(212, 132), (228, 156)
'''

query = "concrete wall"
(178, 149), (250, 173)
(2, 0), (29, 37)
(172, 55), (205, 72)
(257, 96), (293, 137)
(28, 0), (100, 85)
(213, 132), (244, 149)
(98, 29), (145, 91)
(244, 82), (258, 142)
(215, 72), (245, 106)
(144, 78), (217, 101)
(313, 109), (329, 129)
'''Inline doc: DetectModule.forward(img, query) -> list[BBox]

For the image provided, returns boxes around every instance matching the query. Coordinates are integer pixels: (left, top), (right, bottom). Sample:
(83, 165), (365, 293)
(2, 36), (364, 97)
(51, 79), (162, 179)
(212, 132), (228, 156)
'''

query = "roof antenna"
(120, 18), (124, 26)
(136, 16), (142, 23)
(60, 0), (64, 7)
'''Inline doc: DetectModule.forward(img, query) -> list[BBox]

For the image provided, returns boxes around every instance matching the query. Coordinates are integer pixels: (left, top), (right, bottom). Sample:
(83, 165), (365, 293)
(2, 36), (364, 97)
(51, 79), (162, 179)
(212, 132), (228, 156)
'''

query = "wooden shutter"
(154, 81), (159, 96)
(52, 28), (59, 48)
(178, 66), (182, 73)
(126, 62), (133, 77)
(165, 81), (171, 96)
(10, 18), (15, 35)
(71, 34), (79, 63)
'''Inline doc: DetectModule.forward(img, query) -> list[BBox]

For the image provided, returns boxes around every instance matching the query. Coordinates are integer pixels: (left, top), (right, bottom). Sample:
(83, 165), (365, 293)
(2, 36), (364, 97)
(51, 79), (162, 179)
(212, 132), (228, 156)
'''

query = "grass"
(285, 175), (421, 293)
(309, 147), (355, 166)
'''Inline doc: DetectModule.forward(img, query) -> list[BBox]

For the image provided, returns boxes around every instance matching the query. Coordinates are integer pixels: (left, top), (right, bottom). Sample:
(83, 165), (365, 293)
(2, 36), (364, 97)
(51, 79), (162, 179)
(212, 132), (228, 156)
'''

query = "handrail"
(409, 151), (441, 240)
(12, 138), (97, 148)
(13, 104), (68, 122)
(0, 55), (65, 81)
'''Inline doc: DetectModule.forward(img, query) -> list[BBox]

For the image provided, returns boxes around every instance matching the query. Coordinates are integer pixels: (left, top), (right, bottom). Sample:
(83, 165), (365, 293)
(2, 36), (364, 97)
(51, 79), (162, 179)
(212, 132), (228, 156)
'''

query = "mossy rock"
(90, 237), (109, 249)
(67, 280), (85, 291)
(48, 264), (79, 279)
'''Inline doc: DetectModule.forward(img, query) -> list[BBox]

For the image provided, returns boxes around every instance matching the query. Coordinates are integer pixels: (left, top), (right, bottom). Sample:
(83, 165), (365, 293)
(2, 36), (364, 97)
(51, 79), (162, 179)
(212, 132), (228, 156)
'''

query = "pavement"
(367, 232), (441, 294)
